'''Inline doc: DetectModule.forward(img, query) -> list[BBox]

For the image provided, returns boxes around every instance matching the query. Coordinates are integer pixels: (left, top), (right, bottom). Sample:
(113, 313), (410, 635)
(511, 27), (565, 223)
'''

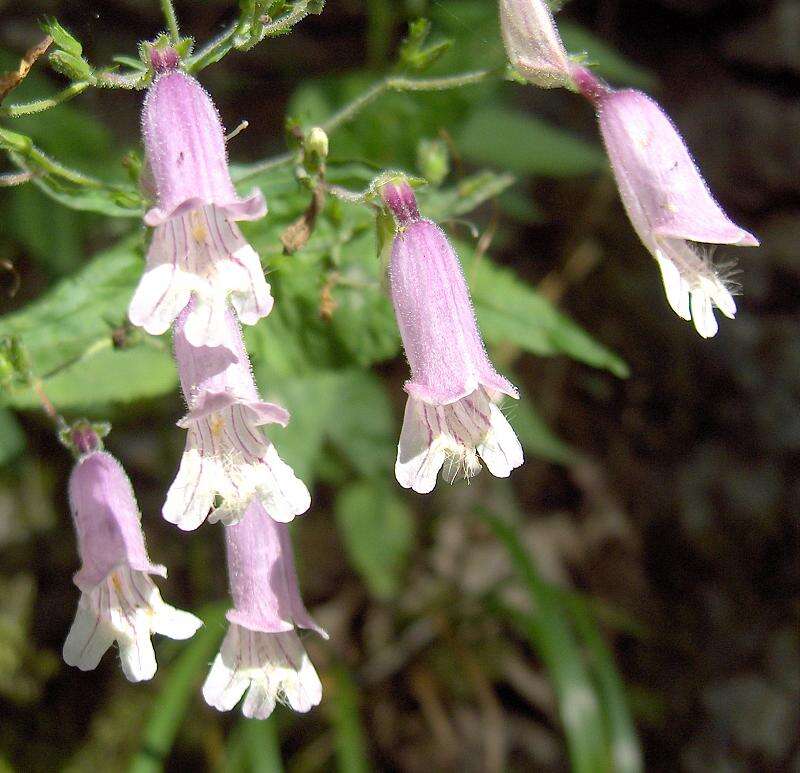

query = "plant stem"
(160, 0), (181, 43)
(233, 68), (498, 183)
(0, 81), (89, 118)
(187, 0), (316, 74)
(185, 21), (237, 73)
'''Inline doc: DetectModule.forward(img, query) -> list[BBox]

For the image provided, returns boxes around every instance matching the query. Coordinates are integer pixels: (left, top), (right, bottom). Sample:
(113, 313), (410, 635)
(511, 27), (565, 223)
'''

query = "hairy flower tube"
(128, 52), (272, 348)
(63, 428), (201, 682)
(163, 301), (310, 529)
(499, 0), (575, 89)
(203, 500), (326, 719)
(381, 180), (523, 494)
(573, 67), (759, 337)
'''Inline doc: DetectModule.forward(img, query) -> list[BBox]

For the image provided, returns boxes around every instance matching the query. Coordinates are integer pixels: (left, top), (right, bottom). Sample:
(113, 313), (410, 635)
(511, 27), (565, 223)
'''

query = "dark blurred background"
(0, 1), (798, 771)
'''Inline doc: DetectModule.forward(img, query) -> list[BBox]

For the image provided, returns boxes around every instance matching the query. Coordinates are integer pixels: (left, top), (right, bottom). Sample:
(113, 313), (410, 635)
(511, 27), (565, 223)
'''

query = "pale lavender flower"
(382, 181), (523, 494)
(202, 500), (326, 719)
(163, 301), (310, 530)
(499, 0), (574, 89)
(573, 67), (759, 337)
(128, 54), (272, 348)
(63, 429), (201, 682)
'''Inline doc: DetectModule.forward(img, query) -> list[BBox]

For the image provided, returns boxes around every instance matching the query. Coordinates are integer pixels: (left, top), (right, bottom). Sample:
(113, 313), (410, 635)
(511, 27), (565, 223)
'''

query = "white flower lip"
(395, 387), (523, 494)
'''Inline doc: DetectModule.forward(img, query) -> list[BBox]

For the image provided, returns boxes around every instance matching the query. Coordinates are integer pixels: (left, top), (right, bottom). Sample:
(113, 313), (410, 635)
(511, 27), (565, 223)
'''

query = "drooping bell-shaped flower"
(573, 67), (759, 337)
(381, 181), (523, 494)
(163, 301), (310, 529)
(128, 52), (272, 348)
(62, 426), (201, 682)
(499, 0), (575, 89)
(202, 500), (326, 719)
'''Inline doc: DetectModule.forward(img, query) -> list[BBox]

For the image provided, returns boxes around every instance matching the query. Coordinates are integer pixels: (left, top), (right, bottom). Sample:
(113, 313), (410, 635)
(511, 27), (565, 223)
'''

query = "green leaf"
(41, 19), (83, 58)
(0, 239), (140, 376)
(335, 479), (414, 599)
(6, 345), (177, 410)
(30, 177), (143, 218)
(129, 604), (226, 773)
(328, 665), (371, 773)
(483, 512), (612, 773)
(224, 718), (284, 773)
(251, 369), (396, 485)
(569, 602), (644, 773)
(465, 252), (629, 377)
(458, 106), (605, 178)
(0, 409), (25, 466)
(0, 238), (178, 408)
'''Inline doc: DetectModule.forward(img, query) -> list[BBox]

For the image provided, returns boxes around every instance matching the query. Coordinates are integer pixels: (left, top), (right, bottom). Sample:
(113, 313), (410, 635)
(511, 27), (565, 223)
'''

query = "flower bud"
(499, 0), (574, 89)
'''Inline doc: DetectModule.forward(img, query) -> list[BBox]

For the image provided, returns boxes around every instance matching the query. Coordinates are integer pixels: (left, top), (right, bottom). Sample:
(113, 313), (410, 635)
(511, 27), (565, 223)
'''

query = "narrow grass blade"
(482, 512), (611, 773)
(327, 665), (371, 773)
(129, 603), (227, 773)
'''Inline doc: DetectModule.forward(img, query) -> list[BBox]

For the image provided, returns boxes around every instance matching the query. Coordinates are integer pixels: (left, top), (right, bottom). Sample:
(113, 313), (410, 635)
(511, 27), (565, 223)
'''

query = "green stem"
(185, 22), (237, 73)
(233, 67), (497, 183)
(0, 81), (89, 118)
(160, 0), (181, 43)
(0, 128), (130, 196)
(187, 0), (315, 74)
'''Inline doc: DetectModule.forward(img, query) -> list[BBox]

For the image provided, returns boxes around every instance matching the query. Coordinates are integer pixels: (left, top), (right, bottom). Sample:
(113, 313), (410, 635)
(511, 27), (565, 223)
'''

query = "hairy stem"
(160, 0), (181, 43)
(187, 0), (315, 74)
(233, 68), (497, 182)
(0, 81), (90, 118)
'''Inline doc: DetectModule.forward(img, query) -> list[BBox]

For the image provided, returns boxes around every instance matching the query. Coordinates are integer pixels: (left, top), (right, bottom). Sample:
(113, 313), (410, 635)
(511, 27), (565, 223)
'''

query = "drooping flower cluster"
(381, 180), (524, 493)
(56, 3), (760, 723)
(499, 0), (759, 337)
(125, 49), (322, 718)
(62, 423), (202, 682)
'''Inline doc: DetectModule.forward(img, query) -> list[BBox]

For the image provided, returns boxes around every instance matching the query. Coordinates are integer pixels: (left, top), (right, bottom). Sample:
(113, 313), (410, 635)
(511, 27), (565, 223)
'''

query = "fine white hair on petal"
(129, 204), (272, 346)
(202, 625), (322, 719)
(656, 239), (739, 336)
(63, 567), (201, 681)
(172, 410), (310, 528)
(476, 403), (524, 478)
(395, 389), (523, 494)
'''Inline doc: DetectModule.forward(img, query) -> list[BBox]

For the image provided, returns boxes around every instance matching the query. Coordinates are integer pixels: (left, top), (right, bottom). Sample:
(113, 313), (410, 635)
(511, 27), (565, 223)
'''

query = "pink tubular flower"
(163, 302), (310, 529)
(382, 181), (523, 494)
(63, 431), (201, 682)
(499, 0), (574, 89)
(128, 54), (272, 348)
(573, 67), (759, 338)
(202, 500), (326, 719)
